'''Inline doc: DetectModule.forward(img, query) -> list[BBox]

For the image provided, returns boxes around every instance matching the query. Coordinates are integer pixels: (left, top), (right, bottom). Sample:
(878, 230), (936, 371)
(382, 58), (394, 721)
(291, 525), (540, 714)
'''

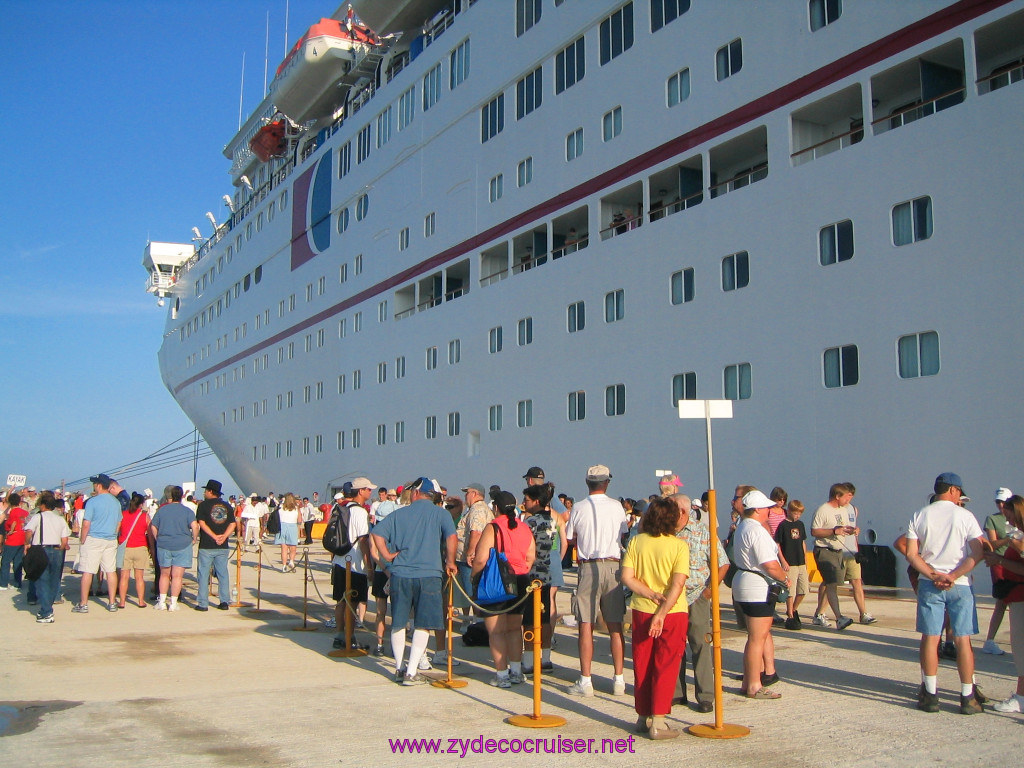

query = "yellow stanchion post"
(292, 547), (318, 631)
(230, 535), (252, 608)
(687, 487), (749, 739)
(247, 544), (272, 615)
(508, 581), (566, 728)
(432, 576), (467, 688)
(330, 558), (368, 657)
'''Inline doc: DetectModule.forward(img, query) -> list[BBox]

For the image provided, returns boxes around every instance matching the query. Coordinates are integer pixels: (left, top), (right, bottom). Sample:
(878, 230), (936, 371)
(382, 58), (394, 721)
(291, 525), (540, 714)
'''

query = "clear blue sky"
(0, 0), (330, 497)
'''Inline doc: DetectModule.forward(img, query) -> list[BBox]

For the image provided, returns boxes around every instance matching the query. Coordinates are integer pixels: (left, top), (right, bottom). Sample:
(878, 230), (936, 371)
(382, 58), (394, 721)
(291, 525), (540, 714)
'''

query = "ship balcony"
(870, 39), (965, 136)
(974, 7), (1024, 95)
(551, 206), (589, 260)
(648, 158), (704, 221)
(709, 126), (768, 199)
(600, 182), (643, 241)
(790, 84), (864, 166)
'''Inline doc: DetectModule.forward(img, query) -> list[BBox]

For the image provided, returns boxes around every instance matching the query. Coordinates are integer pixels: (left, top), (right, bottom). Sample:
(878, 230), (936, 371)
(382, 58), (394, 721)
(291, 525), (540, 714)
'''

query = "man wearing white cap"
(982, 487), (1016, 655)
(565, 465), (629, 697)
(331, 478), (375, 647)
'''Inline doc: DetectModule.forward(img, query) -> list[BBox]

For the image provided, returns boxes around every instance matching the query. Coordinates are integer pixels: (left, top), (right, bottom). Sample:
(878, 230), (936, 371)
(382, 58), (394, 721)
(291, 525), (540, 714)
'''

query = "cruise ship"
(143, 0), (1024, 586)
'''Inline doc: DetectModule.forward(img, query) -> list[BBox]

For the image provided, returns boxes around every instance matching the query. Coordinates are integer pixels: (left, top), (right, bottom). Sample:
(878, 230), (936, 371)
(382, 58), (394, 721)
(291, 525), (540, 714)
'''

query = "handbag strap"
(491, 521), (506, 553)
(122, 509), (144, 544)
(34, 510), (44, 545)
(735, 566), (780, 585)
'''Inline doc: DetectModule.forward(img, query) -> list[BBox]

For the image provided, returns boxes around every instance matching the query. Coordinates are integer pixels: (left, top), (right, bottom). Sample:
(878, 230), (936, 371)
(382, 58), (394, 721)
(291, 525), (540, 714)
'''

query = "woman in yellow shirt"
(620, 496), (690, 740)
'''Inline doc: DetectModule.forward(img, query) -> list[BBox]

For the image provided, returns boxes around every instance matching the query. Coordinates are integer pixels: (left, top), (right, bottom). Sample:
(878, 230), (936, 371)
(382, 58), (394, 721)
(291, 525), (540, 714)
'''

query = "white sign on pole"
(677, 399), (733, 419)
(6, 474), (27, 487)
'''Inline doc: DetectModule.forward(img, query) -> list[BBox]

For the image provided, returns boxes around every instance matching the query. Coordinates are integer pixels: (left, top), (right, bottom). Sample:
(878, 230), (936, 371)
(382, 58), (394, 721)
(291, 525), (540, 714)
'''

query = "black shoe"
(960, 694), (983, 715)
(772, 615), (786, 627)
(671, 696), (687, 706)
(194, 605), (209, 612)
(940, 641), (957, 660)
(917, 685), (940, 713)
(696, 701), (714, 714)
(217, 602), (229, 610)
(332, 636), (345, 649)
(761, 672), (779, 687)
(784, 617), (801, 630)
(973, 685), (988, 705)
(373, 644), (385, 657)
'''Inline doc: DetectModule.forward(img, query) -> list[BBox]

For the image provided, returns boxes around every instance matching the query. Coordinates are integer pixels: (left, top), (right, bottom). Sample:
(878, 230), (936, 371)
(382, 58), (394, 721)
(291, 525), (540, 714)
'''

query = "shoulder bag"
(472, 523), (517, 605)
(23, 513), (50, 582)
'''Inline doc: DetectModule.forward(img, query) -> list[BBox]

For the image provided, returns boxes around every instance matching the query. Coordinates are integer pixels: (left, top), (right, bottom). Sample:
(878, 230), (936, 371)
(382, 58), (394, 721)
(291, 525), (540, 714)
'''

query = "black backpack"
(322, 503), (354, 556)
(265, 508), (281, 535)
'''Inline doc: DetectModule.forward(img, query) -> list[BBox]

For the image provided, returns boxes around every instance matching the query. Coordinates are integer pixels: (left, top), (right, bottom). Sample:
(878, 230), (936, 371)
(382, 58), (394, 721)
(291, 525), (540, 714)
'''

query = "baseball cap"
(411, 477), (438, 494)
(995, 487), (1013, 502)
(462, 482), (485, 494)
(89, 473), (114, 486)
(586, 464), (612, 482)
(523, 466), (545, 480)
(935, 472), (965, 492)
(492, 490), (518, 513)
(742, 490), (775, 510)
(333, 492), (345, 501)
(351, 477), (377, 490)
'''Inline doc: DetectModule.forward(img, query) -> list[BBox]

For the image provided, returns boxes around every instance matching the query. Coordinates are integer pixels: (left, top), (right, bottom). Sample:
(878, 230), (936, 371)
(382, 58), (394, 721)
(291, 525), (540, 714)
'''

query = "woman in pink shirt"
(472, 490), (535, 689)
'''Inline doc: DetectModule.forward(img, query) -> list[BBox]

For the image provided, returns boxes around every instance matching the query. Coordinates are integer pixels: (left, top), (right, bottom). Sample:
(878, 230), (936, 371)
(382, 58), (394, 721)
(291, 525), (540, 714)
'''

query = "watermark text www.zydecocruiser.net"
(390, 734), (637, 757)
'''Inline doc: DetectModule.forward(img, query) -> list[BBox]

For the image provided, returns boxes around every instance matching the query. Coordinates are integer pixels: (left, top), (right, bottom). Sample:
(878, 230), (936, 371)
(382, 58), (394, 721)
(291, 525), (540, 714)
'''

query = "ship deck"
(0, 543), (1019, 766)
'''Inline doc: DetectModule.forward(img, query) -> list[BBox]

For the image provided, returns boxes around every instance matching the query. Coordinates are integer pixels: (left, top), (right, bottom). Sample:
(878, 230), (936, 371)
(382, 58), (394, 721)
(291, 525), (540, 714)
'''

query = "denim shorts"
(157, 546), (193, 569)
(916, 580), (976, 637)
(389, 574), (443, 630)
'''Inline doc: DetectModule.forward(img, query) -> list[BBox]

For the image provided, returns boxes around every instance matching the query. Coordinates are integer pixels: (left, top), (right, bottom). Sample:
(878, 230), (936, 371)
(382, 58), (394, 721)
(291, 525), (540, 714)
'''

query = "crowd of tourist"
(1, 464), (1022, 736)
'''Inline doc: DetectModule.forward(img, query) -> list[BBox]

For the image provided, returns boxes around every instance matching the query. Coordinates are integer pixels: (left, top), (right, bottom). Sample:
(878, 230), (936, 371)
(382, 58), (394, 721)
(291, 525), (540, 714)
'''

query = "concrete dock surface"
(0, 544), (1020, 767)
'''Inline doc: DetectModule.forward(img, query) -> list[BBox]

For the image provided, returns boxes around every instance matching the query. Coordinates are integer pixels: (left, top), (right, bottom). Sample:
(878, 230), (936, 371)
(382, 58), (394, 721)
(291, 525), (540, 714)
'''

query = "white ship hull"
(150, 0), (1024, 586)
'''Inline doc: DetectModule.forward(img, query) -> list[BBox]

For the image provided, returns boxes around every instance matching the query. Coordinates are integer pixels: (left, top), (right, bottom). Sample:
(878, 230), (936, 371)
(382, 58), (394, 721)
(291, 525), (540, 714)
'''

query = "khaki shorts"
(121, 546), (150, 571)
(79, 538), (118, 574)
(787, 564), (809, 596)
(814, 547), (846, 585)
(574, 560), (626, 625)
(843, 555), (862, 580)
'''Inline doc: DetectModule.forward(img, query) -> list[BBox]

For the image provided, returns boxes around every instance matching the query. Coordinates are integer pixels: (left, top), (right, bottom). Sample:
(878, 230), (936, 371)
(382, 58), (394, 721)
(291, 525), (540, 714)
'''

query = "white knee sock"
(405, 629), (430, 674)
(391, 628), (407, 670)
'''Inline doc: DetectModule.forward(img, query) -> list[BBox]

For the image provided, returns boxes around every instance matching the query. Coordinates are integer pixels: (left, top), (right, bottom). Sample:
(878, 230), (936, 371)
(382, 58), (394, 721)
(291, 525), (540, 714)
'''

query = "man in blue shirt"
(371, 477), (456, 686)
(73, 474), (124, 614)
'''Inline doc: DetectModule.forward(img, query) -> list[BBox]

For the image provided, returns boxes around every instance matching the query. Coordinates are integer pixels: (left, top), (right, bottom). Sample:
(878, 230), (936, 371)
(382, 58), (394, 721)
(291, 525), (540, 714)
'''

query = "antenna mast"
(264, 11), (270, 94)
(237, 51), (246, 130)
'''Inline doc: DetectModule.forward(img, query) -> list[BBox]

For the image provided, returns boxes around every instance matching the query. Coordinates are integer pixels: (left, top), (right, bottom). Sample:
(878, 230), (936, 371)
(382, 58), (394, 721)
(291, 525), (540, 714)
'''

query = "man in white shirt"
(565, 464), (628, 698)
(906, 472), (985, 715)
(332, 479), (374, 650)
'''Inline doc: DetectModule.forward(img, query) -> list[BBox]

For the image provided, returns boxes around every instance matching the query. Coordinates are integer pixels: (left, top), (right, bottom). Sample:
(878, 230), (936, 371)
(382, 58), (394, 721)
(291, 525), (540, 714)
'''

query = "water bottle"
(230, 586), (238, 603)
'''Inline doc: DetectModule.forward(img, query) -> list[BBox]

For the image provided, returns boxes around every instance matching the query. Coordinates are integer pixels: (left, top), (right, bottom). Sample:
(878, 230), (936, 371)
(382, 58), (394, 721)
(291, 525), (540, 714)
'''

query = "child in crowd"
(775, 500), (808, 629)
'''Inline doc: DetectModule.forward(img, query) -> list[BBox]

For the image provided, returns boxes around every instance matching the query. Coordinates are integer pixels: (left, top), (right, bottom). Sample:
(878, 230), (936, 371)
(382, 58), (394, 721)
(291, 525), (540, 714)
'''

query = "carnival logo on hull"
(290, 152), (333, 271)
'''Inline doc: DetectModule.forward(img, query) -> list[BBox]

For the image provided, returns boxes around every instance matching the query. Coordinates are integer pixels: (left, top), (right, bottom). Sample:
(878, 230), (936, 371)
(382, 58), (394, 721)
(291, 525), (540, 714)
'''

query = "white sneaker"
(153, 602), (167, 611)
(859, 614), (877, 625)
(812, 614), (833, 628)
(566, 678), (594, 697)
(167, 602), (179, 612)
(433, 651), (460, 667)
(613, 678), (627, 696)
(489, 675), (512, 689)
(993, 694), (1024, 713)
(982, 639), (1006, 655)
(417, 655), (432, 671)
(509, 670), (525, 685)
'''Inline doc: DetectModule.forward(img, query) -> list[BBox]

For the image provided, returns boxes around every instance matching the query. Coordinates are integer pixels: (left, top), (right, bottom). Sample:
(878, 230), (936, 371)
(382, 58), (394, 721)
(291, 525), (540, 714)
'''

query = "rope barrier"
(448, 569), (536, 615)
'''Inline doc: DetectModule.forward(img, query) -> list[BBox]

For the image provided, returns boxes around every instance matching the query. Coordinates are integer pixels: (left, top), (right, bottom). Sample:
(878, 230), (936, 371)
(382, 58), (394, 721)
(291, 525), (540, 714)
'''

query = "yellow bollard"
(293, 548), (318, 631)
(432, 576), (467, 688)
(687, 487), (749, 739)
(508, 580), (566, 728)
(330, 558), (368, 657)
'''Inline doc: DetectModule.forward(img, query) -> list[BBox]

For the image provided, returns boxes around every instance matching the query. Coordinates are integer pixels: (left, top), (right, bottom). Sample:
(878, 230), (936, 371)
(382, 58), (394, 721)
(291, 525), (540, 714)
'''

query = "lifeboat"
(249, 120), (288, 162)
(270, 6), (384, 123)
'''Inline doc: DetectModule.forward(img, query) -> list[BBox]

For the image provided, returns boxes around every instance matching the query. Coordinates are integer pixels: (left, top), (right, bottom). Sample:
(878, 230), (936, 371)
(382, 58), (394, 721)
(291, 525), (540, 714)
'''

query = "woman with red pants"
(620, 496), (689, 740)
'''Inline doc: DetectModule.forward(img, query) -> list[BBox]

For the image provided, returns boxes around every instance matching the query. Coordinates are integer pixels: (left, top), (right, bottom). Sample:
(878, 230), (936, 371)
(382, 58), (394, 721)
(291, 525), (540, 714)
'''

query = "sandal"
(746, 688), (781, 700)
